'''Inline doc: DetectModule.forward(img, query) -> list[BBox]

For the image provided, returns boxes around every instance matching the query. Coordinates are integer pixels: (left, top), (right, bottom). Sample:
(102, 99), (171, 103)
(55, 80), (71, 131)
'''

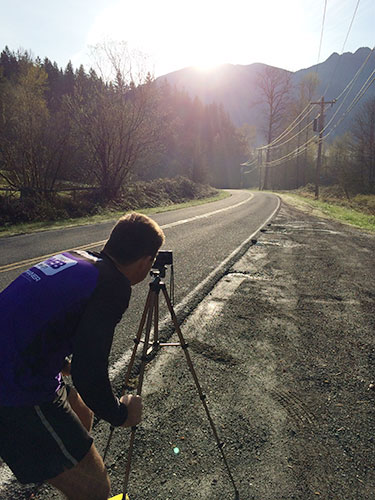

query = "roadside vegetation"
(0, 177), (226, 237)
(0, 45), (246, 237)
(278, 184), (375, 232)
(246, 66), (375, 232)
(1, 46), (374, 238)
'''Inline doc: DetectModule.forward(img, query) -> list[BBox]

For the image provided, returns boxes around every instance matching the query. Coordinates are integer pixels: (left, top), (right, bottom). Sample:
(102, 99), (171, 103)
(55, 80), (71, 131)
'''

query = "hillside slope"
(157, 47), (375, 143)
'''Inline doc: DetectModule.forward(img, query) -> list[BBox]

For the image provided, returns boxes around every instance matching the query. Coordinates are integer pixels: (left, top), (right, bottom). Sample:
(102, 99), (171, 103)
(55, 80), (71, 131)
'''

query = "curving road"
(0, 190), (278, 290)
(0, 190), (279, 377)
(0, 190), (280, 498)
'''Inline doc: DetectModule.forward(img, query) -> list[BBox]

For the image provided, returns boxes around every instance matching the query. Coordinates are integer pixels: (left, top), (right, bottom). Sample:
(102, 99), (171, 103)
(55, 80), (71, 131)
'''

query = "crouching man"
(0, 212), (165, 499)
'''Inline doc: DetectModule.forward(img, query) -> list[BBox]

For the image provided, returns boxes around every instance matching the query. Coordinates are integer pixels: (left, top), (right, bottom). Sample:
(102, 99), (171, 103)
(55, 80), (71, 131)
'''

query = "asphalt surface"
(0, 190), (279, 499)
(3, 194), (373, 500)
(101, 198), (373, 500)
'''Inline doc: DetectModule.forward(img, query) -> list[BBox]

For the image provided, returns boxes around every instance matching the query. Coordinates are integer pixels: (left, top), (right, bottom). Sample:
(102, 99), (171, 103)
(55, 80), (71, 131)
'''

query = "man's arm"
(71, 276), (131, 427)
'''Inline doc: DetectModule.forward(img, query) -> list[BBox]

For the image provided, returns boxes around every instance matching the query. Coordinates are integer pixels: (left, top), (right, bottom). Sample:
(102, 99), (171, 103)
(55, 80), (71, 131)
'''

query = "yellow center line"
(0, 192), (254, 274)
(0, 240), (107, 273)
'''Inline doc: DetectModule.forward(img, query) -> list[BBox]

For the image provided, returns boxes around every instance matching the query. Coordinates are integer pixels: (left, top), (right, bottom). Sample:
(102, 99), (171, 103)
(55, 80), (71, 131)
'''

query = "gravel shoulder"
(112, 198), (374, 500)
(3, 198), (375, 500)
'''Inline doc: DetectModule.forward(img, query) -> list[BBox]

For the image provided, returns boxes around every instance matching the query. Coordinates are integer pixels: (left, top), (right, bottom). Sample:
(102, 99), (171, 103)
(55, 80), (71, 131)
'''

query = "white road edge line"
(140, 274), (248, 398)
(0, 192), (254, 273)
(108, 194), (280, 381)
(0, 194), (279, 490)
(160, 192), (254, 229)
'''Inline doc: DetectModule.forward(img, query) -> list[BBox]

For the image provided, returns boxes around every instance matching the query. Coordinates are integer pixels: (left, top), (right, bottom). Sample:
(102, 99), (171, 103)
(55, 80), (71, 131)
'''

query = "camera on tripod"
(150, 250), (174, 300)
(152, 250), (173, 271)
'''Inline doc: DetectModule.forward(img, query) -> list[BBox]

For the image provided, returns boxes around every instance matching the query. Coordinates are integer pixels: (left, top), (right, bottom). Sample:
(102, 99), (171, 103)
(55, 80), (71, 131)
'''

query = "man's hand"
(120, 394), (142, 427)
(61, 359), (71, 377)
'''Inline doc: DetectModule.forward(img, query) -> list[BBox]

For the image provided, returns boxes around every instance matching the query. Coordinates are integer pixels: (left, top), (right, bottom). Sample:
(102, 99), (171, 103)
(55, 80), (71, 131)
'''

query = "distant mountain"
(293, 47), (374, 102)
(157, 48), (375, 144)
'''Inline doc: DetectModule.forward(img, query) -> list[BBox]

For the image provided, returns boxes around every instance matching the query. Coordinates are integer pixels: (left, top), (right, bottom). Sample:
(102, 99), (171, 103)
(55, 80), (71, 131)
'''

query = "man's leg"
(45, 387), (110, 499)
(0, 387), (108, 497)
(47, 443), (111, 500)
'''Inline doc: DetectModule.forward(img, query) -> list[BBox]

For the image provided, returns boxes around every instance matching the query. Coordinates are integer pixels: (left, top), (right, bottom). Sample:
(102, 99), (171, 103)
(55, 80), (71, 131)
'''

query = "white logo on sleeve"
(35, 254), (78, 276)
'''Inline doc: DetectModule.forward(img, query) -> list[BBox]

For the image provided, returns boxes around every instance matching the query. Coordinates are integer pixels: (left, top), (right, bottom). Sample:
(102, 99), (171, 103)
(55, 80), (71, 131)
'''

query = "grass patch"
(278, 192), (375, 232)
(0, 190), (230, 238)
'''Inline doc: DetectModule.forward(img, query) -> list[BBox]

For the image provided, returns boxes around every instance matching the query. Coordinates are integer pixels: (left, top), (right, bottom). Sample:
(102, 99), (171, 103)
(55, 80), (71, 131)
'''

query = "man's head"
(103, 212), (165, 284)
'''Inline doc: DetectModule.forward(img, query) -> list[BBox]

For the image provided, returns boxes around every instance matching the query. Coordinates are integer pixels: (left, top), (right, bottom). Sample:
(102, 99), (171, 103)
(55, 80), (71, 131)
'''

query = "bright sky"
(0, 0), (373, 77)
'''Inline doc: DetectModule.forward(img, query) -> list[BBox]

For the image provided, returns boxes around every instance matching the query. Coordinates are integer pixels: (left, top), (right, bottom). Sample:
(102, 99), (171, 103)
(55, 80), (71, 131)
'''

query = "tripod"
(105, 268), (240, 500)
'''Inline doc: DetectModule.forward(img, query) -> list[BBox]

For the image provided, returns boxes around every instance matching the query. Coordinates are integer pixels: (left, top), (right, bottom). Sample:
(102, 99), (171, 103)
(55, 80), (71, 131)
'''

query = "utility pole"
(264, 146), (271, 190)
(257, 149), (263, 190)
(311, 96), (335, 199)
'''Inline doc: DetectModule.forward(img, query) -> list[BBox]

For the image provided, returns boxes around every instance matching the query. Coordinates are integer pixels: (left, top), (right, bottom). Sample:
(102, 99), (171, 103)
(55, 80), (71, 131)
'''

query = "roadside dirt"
(102, 199), (374, 500)
(6, 199), (375, 499)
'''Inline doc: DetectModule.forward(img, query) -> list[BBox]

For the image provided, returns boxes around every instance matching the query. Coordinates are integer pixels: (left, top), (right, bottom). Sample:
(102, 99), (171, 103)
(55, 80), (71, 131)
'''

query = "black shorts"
(0, 385), (93, 484)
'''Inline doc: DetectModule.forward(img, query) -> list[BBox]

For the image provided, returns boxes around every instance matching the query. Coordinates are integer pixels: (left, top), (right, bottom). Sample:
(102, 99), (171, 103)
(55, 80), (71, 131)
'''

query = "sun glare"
(194, 62), (221, 72)
(189, 44), (227, 73)
(88, 0), (308, 76)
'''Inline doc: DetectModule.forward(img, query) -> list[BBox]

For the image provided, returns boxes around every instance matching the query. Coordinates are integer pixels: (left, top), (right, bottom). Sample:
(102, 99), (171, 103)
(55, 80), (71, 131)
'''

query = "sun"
(190, 49), (226, 72)
(89, 0), (306, 77)
(193, 61), (222, 72)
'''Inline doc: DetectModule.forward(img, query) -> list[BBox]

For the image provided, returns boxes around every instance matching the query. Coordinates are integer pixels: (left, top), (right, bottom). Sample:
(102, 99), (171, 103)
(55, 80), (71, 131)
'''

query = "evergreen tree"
(0, 63), (71, 196)
(0, 46), (19, 81)
(63, 61), (75, 96)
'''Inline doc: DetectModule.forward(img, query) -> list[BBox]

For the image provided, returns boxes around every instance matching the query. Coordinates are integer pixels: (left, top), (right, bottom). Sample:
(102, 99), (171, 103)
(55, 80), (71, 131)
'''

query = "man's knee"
(48, 444), (110, 500)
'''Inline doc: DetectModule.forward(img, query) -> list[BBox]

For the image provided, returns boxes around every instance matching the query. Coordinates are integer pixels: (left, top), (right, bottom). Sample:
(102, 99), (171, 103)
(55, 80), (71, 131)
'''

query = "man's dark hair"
(103, 212), (165, 265)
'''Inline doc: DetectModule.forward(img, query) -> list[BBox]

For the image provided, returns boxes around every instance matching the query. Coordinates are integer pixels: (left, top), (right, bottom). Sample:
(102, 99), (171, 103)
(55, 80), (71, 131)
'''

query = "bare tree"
(67, 43), (162, 202)
(90, 40), (151, 89)
(351, 97), (375, 193)
(326, 133), (357, 198)
(256, 66), (292, 189)
(294, 73), (319, 188)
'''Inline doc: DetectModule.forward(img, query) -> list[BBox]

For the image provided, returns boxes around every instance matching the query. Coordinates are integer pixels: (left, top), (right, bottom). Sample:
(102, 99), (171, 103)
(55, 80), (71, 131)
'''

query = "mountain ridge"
(157, 47), (375, 143)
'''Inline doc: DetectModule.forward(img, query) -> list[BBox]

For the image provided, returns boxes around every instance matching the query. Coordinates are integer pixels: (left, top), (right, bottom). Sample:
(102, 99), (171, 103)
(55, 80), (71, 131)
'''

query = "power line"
(257, 0), (328, 157)
(339, 0), (361, 54)
(265, 62), (375, 170)
(323, 0), (361, 96)
(242, 164), (259, 175)
(240, 158), (257, 167)
(325, 69), (375, 138)
(265, 135), (317, 167)
(316, 0), (328, 70)
(257, 102), (315, 151)
(267, 46), (375, 168)
(334, 45), (375, 102)
(266, 64), (375, 170)
(243, 104), (314, 166)
(323, 50), (375, 135)
(253, 0), (373, 185)
(268, 118), (315, 150)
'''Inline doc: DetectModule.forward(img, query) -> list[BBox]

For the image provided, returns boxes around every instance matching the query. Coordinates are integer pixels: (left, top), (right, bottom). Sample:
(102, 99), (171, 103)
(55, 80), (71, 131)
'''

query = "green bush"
(0, 177), (218, 226)
(351, 194), (375, 215)
(291, 184), (375, 216)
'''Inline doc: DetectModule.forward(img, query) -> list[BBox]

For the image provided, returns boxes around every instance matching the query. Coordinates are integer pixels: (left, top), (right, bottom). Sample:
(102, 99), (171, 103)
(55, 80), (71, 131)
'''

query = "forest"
(0, 45), (374, 226)
(243, 65), (375, 200)
(0, 45), (246, 225)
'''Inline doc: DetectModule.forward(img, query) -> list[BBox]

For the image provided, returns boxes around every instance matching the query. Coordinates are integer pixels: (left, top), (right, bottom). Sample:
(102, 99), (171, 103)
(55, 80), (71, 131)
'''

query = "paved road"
(0, 191), (280, 371)
(0, 190), (280, 499)
(0, 190), (276, 286)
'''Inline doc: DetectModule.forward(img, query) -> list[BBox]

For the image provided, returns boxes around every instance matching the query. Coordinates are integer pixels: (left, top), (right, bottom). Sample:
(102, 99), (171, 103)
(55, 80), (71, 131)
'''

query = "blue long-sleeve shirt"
(0, 250), (131, 426)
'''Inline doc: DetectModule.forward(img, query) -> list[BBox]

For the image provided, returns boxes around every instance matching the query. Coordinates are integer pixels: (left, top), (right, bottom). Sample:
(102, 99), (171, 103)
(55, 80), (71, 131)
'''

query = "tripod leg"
(103, 289), (153, 461)
(122, 290), (158, 497)
(152, 292), (159, 347)
(161, 286), (240, 499)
